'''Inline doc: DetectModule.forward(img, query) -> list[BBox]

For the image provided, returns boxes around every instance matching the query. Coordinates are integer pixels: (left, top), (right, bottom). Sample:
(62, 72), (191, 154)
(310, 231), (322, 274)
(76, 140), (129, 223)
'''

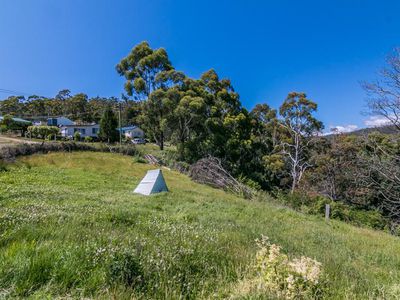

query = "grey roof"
(60, 123), (99, 128)
(118, 125), (141, 132)
(0, 116), (31, 123)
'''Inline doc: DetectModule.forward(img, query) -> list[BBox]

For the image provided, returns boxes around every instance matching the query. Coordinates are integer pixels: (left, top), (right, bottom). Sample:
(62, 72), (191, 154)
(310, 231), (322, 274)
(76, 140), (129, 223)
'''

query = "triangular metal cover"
(133, 169), (168, 195)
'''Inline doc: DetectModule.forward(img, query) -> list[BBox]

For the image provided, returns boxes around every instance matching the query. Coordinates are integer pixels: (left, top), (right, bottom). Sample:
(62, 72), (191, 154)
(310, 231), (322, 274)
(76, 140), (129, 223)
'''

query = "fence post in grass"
(325, 204), (330, 222)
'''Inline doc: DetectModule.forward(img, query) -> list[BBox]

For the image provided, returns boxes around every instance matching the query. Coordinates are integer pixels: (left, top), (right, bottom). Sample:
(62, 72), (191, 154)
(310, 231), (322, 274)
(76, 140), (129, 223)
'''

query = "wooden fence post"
(325, 204), (330, 221)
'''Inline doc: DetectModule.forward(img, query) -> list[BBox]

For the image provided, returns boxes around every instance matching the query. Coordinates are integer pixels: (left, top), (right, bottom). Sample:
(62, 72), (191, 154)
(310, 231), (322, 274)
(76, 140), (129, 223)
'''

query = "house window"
(73, 128), (85, 134)
(92, 128), (98, 134)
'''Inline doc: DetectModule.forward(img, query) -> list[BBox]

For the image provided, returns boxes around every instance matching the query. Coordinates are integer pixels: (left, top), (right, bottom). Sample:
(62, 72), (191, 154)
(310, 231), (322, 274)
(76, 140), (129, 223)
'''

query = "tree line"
(0, 90), (140, 126)
(2, 41), (400, 229)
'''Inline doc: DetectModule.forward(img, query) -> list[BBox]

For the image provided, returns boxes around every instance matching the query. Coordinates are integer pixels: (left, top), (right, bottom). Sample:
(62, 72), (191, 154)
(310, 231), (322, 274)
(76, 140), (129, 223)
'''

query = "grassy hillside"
(1, 152), (400, 299)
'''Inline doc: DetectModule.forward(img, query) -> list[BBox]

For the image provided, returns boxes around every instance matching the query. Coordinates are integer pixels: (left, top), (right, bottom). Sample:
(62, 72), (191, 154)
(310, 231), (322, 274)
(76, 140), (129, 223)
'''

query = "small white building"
(60, 124), (100, 138)
(118, 126), (144, 139)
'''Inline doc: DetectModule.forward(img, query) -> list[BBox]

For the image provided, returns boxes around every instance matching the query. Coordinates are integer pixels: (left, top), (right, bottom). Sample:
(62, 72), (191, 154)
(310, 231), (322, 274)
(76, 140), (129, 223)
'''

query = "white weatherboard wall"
(134, 169), (168, 195)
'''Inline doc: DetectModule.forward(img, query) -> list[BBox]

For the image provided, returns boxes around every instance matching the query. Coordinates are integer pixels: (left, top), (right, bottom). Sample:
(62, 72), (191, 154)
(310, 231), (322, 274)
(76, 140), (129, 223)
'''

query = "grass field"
(1, 152), (400, 299)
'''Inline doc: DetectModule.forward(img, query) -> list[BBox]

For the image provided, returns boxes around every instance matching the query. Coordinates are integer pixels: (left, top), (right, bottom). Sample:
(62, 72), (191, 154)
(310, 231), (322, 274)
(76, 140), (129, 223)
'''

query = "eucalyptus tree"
(0, 96), (25, 116)
(249, 103), (284, 189)
(116, 41), (177, 100)
(139, 88), (180, 150)
(279, 92), (323, 193)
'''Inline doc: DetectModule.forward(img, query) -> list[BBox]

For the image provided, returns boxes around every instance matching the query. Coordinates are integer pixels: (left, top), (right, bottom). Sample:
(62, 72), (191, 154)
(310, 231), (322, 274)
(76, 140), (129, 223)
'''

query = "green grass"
(135, 143), (177, 158)
(1, 152), (400, 299)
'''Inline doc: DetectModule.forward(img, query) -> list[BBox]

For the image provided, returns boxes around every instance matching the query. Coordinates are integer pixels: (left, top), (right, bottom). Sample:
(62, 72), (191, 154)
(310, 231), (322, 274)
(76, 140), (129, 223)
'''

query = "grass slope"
(0, 152), (400, 299)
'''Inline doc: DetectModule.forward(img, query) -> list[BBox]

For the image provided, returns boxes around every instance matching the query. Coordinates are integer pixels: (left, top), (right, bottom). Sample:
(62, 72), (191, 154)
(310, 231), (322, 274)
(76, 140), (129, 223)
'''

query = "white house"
(48, 117), (74, 127)
(60, 124), (100, 138)
(118, 126), (144, 139)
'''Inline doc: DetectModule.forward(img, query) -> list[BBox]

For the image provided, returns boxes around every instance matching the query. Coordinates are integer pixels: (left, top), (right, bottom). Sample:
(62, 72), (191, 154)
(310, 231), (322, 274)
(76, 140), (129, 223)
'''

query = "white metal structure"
(133, 169), (168, 195)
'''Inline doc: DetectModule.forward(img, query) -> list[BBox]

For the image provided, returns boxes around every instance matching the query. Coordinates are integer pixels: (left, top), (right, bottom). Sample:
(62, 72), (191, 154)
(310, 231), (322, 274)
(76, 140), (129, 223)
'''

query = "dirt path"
(0, 136), (39, 147)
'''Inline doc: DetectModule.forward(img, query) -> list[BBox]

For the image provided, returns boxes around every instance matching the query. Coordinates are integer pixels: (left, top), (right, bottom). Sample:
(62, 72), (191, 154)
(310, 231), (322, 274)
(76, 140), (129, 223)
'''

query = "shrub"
(84, 136), (93, 143)
(238, 175), (262, 191)
(73, 132), (81, 142)
(0, 115), (31, 135)
(256, 235), (324, 299)
(233, 236), (325, 299)
(276, 192), (388, 230)
(27, 126), (59, 140)
(46, 134), (56, 141)
(0, 161), (8, 172)
(132, 155), (147, 164)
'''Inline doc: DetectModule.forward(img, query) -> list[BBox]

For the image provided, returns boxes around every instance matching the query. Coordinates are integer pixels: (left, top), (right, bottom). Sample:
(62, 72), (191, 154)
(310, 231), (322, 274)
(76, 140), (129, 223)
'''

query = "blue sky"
(1, 0), (400, 132)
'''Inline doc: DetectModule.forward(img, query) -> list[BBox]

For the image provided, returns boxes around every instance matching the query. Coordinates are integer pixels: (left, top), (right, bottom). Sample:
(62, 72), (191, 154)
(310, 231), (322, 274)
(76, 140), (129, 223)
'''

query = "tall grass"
(0, 152), (400, 299)
(0, 141), (139, 162)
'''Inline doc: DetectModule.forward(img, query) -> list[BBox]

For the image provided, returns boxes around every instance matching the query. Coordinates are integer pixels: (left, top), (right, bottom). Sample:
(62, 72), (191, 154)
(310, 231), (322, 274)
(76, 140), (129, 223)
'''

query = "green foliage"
(0, 91), (137, 125)
(84, 136), (93, 143)
(0, 114), (31, 135)
(132, 154), (147, 164)
(99, 106), (118, 143)
(46, 133), (55, 140)
(73, 131), (81, 142)
(0, 160), (8, 172)
(279, 92), (323, 136)
(116, 41), (174, 99)
(27, 126), (59, 140)
(139, 89), (178, 150)
(0, 96), (25, 115)
(277, 192), (388, 230)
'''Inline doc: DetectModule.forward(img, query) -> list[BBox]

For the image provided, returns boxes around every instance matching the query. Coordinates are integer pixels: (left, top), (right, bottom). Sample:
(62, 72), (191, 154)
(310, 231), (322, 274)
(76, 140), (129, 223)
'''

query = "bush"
(232, 236), (325, 299)
(132, 155), (147, 164)
(73, 132), (81, 142)
(0, 115), (31, 135)
(0, 124), (8, 133)
(0, 161), (8, 172)
(27, 126), (59, 140)
(238, 175), (262, 191)
(84, 136), (93, 143)
(277, 192), (388, 230)
(46, 134), (56, 141)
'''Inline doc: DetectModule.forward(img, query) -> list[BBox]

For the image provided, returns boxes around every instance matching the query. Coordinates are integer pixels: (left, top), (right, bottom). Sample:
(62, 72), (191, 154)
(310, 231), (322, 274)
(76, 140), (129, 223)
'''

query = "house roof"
(118, 125), (140, 131)
(0, 116), (31, 123)
(60, 123), (99, 128)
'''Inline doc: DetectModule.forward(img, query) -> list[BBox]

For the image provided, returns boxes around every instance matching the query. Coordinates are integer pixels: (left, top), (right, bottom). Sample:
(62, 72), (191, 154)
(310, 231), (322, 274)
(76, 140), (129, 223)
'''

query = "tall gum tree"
(116, 41), (174, 100)
(279, 92), (323, 193)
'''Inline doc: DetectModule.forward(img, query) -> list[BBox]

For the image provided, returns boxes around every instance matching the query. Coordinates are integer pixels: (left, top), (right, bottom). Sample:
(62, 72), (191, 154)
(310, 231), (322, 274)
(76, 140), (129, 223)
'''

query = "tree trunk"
(290, 172), (297, 194)
(160, 131), (164, 150)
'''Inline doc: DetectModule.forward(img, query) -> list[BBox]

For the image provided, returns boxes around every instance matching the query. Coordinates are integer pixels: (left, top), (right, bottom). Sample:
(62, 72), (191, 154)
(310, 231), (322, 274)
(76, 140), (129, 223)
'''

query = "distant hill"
(326, 125), (399, 138)
(350, 125), (399, 136)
